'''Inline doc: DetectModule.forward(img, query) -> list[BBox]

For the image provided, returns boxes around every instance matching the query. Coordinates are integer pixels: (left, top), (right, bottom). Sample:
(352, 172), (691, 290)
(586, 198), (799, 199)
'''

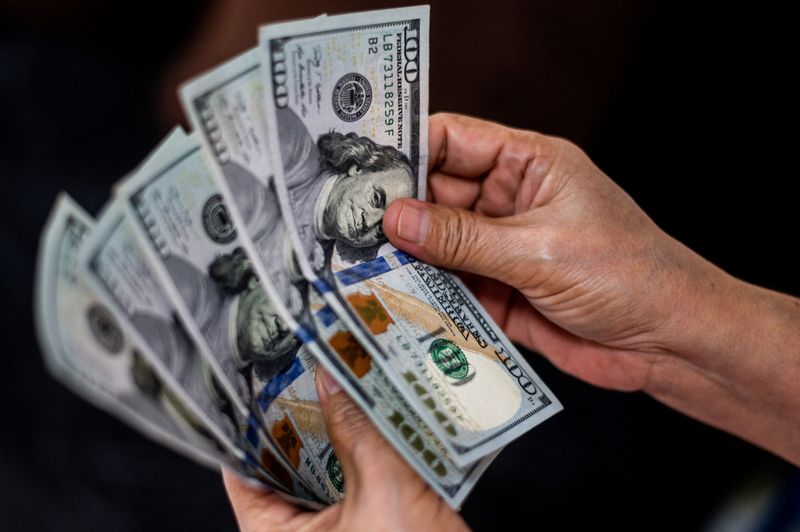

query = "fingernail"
(396, 202), (431, 245)
(317, 366), (342, 400)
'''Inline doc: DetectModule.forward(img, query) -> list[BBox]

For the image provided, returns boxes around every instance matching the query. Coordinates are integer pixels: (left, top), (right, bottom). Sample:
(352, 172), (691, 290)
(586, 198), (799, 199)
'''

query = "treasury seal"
(86, 304), (123, 354)
(202, 194), (236, 244)
(429, 338), (475, 384)
(326, 451), (345, 493)
(332, 73), (372, 122)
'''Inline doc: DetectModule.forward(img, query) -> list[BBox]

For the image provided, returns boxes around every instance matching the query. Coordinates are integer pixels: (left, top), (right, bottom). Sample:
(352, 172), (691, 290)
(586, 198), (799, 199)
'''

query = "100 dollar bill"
(307, 287), (495, 507)
(257, 5), (429, 360)
(38, 193), (322, 508)
(117, 130), (342, 503)
(36, 194), (226, 470)
(259, 6), (562, 464)
(331, 249), (563, 463)
(82, 201), (324, 501)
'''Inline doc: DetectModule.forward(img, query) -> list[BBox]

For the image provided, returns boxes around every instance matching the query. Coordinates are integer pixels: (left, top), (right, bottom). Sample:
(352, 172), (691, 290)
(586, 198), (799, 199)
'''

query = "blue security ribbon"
(334, 250), (415, 286)
(246, 414), (263, 448)
(335, 256), (391, 286)
(315, 305), (338, 327)
(256, 357), (305, 412)
(312, 278), (332, 293)
(296, 325), (316, 344)
(393, 250), (415, 265)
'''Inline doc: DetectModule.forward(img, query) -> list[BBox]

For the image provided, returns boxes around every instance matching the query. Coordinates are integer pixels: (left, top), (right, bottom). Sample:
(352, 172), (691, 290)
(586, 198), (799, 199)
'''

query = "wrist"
(665, 254), (755, 365)
(644, 240), (800, 464)
(667, 253), (800, 382)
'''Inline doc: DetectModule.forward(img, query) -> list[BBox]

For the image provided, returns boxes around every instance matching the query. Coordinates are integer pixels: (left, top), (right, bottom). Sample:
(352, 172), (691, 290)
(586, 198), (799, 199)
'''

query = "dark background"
(1, 1), (797, 530)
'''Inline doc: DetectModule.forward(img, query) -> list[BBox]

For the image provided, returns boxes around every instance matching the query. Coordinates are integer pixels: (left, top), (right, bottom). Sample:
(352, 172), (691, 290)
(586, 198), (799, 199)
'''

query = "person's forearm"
(645, 249), (800, 465)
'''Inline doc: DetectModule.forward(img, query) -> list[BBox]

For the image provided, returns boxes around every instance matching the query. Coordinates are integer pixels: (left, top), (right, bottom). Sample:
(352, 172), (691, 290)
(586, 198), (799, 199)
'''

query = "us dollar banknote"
(306, 288), (496, 507)
(259, 5), (562, 465)
(258, 6), (428, 312)
(117, 131), (343, 503)
(179, 45), (494, 507)
(332, 251), (563, 464)
(79, 199), (326, 499)
(37, 194), (323, 508)
(36, 194), (225, 470)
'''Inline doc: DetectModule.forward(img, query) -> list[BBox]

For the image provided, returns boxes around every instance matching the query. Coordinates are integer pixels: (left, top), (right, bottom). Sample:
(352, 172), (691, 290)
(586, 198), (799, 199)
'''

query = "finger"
(428, 113), (532, 177)
(428, 113), (558, 215)
(222, 469), (304, 531)
(428, 171), (481, 210)
(383, 198), (535, 288)
(315, 366), (397, 496)
(503, 299), (651, 392)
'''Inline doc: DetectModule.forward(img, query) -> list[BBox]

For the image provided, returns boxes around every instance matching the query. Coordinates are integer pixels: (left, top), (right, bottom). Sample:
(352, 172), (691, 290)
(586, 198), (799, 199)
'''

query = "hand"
(384, 113), (724, 390)
(383, 113), (800, 465)
(223, 367), (468, 532)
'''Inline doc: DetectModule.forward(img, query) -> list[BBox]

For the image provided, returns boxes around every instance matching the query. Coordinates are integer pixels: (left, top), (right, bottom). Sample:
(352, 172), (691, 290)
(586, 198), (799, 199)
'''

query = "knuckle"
(546, 134), (576, 152)
(512, 223), (562, 289)
(540, 135), (582, 167)
(514, 127), (560, 155)
(554, 136), (575, 150)
(530, 224), (562, 263)
(554, 136), (592, 167)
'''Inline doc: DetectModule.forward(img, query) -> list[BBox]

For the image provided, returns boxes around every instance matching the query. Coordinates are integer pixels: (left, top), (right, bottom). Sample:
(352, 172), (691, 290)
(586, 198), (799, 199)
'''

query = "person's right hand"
(382, 113), (800, 466)
(383, 113), (729, 392)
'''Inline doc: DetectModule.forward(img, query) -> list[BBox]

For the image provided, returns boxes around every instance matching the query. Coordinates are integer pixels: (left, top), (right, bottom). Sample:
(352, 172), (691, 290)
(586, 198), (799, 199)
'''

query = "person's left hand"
(223, 367), (469, 532)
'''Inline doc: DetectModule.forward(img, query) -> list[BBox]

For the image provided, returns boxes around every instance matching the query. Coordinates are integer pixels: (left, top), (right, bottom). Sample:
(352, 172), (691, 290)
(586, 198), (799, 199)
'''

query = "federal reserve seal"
(332, 73), (372, 122)
(429, 338), (475, 384)
(86, 304), (123, 354)
(326, 451), (345, 493)
(202, 194), (236, 244)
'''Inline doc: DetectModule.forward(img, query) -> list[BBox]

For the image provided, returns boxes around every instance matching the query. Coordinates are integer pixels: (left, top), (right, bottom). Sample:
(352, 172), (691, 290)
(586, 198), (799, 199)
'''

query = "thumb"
(383, 198), (522, 283)
(315, 366), (392, 496)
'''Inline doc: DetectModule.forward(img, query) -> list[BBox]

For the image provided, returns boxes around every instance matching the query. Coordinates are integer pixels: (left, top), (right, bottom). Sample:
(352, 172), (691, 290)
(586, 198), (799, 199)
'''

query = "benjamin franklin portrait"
(276, 106), (416, 268)
(206, 247), (300, 383)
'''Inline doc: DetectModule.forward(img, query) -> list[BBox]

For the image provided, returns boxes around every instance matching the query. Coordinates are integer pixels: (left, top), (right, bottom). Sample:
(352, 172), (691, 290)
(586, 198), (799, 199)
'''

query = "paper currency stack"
(34, 6), (562, 509)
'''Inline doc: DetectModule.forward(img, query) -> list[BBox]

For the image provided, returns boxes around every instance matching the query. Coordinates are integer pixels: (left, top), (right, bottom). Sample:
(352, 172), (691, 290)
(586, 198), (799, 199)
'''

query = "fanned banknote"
(259, 5), (562, 465)
(36, 194), (225, 470)
(90, 202), (330, 502)
(117, 131), (342, 503)
(38, 197), (323, 509)
(179, 46), (495, 507)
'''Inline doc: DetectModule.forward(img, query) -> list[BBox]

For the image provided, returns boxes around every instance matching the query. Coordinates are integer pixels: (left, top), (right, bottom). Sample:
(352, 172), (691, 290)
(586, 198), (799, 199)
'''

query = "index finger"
(428, 113), (554, 179)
